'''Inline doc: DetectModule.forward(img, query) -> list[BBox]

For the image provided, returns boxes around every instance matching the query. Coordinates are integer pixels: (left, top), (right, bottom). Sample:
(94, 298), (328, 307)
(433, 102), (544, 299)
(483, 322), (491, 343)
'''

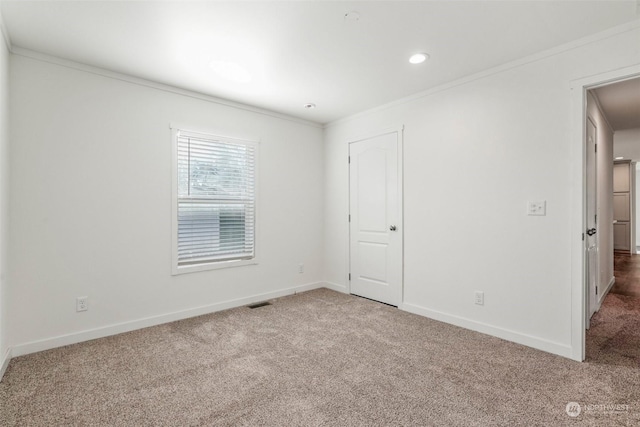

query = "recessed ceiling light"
(409, 53), (430, 64)
(615, 157), (624, 160)
(304, 103), (316, 109)
(209, 60), (252, 83)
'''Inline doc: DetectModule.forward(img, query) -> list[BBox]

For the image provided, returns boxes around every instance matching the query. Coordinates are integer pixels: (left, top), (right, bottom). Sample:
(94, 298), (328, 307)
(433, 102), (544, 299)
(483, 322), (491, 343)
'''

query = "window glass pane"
(178, 136), (255, 199)
(178, 201), (254, 264)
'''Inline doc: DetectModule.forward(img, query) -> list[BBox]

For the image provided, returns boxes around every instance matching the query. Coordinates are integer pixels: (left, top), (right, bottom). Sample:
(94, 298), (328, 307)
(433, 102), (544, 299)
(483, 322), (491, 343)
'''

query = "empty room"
(1, 1), (640, 425)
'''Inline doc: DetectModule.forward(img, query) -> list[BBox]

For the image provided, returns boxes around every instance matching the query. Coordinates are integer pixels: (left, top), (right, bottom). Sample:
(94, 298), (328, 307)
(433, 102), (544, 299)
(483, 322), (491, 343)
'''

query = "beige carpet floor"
(1, 288), (639, 426)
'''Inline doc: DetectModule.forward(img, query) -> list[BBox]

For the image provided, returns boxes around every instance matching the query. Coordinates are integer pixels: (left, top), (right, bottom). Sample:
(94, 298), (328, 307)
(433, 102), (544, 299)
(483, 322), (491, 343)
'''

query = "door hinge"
(596, 286), (598, 295)
(348, 156), (351, 164)
(348, 273), (351, 281)
(595, 214), (597, 223)
(595, 144), (598, 153)
(582, 233), (585, 241)
(348, 214), (351, 222)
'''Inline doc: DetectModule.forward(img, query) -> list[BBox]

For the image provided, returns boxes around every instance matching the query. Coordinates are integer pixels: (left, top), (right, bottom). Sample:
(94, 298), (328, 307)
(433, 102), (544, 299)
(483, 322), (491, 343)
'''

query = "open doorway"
(584, 76), (640, 363)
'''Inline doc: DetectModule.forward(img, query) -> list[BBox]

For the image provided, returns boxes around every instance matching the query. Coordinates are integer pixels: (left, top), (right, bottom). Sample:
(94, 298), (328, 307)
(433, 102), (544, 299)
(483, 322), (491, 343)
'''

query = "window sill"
(172, 258), (258, 275)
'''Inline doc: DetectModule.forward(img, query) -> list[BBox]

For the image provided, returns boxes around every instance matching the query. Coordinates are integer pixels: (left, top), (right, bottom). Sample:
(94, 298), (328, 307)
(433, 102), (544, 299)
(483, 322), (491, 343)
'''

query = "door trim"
(346, 125), (404, 306)
(585, 115), (599, 326)
(570, 65), (640, 362)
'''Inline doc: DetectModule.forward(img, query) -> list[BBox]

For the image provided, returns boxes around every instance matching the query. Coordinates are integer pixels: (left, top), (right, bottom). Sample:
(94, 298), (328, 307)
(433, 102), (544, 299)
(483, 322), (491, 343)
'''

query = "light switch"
(527, 201), (546, 216)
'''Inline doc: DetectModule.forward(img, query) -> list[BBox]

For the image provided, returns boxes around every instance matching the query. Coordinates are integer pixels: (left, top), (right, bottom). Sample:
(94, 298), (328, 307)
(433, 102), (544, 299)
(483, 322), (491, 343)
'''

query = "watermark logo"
(565, 401), (629, 418)
(566, 402), (582, 417)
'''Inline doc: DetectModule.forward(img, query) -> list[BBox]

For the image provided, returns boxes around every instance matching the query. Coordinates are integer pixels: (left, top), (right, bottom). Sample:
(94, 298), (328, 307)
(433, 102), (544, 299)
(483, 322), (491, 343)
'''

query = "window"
(172, 127), (257, 274)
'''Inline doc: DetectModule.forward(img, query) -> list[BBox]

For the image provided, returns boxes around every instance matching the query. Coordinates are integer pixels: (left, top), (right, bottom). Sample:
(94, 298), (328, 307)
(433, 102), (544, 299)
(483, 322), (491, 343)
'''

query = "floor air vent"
(247, 301), (272, 309)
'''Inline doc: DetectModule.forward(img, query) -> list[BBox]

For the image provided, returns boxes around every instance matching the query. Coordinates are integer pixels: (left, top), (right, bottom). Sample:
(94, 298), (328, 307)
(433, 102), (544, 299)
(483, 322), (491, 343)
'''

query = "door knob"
(389, 225), (397, 231)
(586, 228), (596, 236)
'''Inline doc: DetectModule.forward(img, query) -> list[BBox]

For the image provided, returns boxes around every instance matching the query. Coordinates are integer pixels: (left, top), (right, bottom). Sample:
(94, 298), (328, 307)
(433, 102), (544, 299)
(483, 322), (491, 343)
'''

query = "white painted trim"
(323, 282), (349, 294)
(570, 64), (640, 362)
(345, 139), (351, 293)
(11, 47), (322, 129)
(397, 126), (405, 306)
(11, 282), (327, 357)
(632, 163), (637, 258)
(0, 347), (11, 382)
(326, 20), (640, 129)
(170, 127), (260, 275)
(597, 276), (616, 309)
(171, 126), (179, 274)
(345, 126), (403, 146)
(169, 122), (260, 147)
(400, 302), (573, 359)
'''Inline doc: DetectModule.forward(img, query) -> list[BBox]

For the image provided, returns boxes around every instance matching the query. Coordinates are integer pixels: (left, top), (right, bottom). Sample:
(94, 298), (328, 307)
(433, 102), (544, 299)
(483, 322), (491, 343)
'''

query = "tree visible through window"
(174, 129), (256, 270)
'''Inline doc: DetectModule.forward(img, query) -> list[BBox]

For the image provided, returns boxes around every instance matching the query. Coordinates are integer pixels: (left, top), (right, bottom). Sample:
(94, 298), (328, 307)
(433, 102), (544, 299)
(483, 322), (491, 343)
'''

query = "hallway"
(586, 253), (640, 365)
(611, 253), (640, 298)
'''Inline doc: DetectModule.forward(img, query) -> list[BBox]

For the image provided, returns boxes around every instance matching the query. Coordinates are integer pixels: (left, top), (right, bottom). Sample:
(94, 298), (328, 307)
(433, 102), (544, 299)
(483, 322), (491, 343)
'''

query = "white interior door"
(349, 131), (402, 306)
(586, 117), (599, 325)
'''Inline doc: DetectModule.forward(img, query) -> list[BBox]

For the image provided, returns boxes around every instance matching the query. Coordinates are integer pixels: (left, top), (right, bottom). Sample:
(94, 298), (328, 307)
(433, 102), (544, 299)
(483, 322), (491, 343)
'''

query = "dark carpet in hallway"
(587, 292), (640, 367)
(612, 252), (640, 298)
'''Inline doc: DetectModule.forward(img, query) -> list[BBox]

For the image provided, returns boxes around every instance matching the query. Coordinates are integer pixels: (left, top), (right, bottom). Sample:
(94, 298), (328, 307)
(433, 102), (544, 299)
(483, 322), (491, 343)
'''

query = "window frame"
(171, 124), (259, 275)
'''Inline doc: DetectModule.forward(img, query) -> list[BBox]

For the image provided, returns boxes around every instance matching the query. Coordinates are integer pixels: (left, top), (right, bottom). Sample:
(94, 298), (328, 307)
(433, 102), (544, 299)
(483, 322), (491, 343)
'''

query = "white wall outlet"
(527, 201), (546, 216)
(76, 296), (88, 312)
(298, 263), (304, 274)
(474, 291), (484, 306)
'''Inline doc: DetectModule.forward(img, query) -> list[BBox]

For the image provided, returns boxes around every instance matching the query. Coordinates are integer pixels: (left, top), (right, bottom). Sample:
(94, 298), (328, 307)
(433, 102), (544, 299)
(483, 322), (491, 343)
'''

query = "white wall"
(324, 26), (640, 358)
(0, 31), (9, 369)
(613, 128), (640, 160)
(8, 53), (324, 354)
(586, 92), (614, 300)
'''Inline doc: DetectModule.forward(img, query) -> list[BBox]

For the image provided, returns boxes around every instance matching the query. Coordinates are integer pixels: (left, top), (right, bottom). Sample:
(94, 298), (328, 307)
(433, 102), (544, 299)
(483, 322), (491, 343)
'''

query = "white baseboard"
(0, 347), (11, 382)
(11, 281), (326, 357)
(322, 281), (349, 294)
(597, 276), (616, 309)
(8, 283), (573, 362)
(399, 302), (573, 359)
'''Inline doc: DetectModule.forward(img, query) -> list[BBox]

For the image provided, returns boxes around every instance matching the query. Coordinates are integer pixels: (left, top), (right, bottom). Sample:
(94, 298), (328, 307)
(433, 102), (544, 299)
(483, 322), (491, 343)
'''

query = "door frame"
(570, 65), (640, 361)
(346, 125), (404, 306)
(631, 162), (637, 255)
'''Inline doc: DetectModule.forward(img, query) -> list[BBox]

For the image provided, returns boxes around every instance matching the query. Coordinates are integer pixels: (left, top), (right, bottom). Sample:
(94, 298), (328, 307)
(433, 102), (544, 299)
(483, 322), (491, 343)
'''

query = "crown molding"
(326, 19), (640, 129)
(11, 47), (323, 129)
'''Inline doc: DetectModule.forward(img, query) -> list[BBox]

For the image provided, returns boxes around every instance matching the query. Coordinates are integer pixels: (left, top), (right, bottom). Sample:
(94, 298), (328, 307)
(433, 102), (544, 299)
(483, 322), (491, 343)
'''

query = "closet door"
(613, 161), (632, 253)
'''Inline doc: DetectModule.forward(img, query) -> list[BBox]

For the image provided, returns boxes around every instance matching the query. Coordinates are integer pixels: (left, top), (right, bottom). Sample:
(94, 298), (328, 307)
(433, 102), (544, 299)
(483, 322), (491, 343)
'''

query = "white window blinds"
(176, 129), (256, 267)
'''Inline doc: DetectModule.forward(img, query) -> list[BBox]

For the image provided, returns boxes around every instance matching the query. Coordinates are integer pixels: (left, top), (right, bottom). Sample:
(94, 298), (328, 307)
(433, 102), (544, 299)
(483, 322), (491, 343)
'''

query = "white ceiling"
(1, 1), (639, 124)
(594, 77), (640, 131)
